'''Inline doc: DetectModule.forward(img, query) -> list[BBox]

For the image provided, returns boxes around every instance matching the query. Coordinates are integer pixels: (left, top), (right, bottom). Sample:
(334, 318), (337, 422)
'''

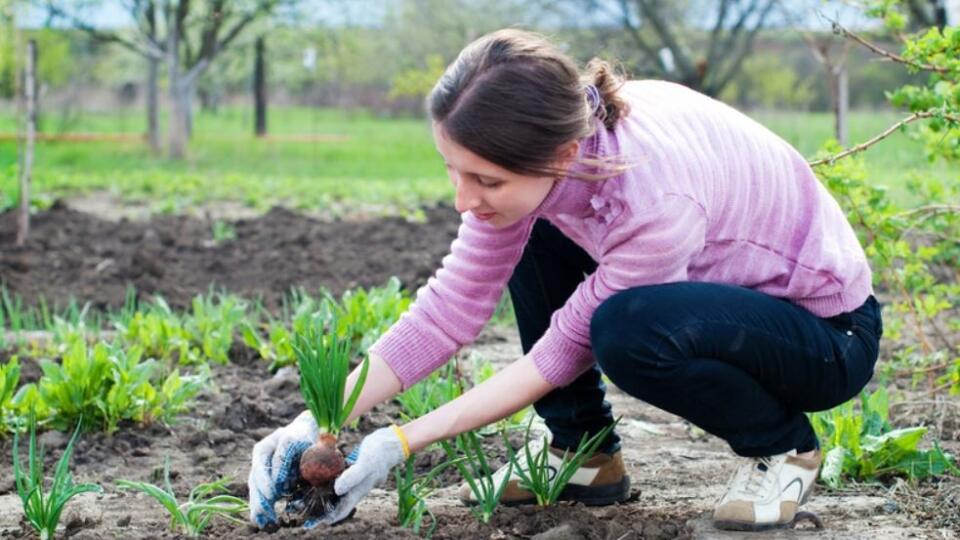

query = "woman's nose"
(454, 179), (481, 213)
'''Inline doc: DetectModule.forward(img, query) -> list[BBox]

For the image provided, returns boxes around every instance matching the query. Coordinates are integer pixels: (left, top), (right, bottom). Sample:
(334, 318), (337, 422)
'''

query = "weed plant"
(117, 459), (247, 537)
(13, 418), (101, 540)
(811, 388), (959, 488)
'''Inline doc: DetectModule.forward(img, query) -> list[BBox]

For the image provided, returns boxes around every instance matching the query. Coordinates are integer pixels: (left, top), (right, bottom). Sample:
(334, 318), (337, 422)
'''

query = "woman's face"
(433, 122), (576, 228)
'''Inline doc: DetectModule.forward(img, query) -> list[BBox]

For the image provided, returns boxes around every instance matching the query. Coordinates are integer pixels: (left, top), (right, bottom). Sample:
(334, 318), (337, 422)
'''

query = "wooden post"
(254, 36), (267, 137)
(16, 39), (36, 247)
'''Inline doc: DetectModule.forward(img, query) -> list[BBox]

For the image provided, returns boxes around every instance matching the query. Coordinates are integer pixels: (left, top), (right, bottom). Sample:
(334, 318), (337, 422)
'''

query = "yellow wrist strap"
(390, 424), (411, 458)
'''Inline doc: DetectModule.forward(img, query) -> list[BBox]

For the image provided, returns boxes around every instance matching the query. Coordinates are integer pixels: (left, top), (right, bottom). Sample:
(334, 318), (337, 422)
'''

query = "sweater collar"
(535, 120), (614, 217)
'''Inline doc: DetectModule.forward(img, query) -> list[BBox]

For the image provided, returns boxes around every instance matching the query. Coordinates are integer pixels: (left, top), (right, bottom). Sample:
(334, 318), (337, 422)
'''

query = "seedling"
(294, 316), (369, 517)
(117, 459), (247, 537)
(473, 358), (530, 434)
(1, 356), (21, 434)
(396, 361), (463, 422)
(506, 417), (620, 506)
(183, 292), (248, 364)
(13, 418), (102, 540)
(31, 340), (206, 433)
(211, 220), (236, 243)
(441, 430), (512, 523)
(244, 280), (411, 371)
(395, 455), (458, 537)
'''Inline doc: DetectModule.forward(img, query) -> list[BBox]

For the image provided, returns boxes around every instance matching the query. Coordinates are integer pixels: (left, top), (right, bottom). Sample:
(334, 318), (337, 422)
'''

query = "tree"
(583, 0), (778, 96)
(0, 0), (15, 98)
(42, 0), (285, 158)
(903, 0), (948, 29)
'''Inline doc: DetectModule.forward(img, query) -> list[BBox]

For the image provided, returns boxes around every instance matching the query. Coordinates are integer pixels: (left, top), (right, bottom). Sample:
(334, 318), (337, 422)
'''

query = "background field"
(2, 107), (953, 215)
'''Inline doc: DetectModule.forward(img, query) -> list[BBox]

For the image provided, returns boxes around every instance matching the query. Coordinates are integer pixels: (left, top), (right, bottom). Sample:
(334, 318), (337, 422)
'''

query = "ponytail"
(584, 58), (630, 130)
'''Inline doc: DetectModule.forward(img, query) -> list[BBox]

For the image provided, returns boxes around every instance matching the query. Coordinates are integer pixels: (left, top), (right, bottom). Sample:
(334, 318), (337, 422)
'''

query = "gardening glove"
(248, 410), (319, 527)
(305, 425), (410, 528)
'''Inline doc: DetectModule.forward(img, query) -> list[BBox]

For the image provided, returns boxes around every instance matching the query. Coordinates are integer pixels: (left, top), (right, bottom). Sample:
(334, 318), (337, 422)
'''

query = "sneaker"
(457, 445), (631, 507)
(713, 449), (822, 531)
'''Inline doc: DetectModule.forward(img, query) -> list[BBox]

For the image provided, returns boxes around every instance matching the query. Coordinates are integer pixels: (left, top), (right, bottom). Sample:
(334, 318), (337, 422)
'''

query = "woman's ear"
(553, 140), (581, 173)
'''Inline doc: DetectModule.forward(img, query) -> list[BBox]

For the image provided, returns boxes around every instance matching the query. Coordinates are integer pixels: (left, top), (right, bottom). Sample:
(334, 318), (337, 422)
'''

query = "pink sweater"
(370, 80), (873, 389)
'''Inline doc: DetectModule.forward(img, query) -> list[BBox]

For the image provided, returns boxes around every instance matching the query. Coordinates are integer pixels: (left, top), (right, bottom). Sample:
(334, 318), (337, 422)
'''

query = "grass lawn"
(0, 106), (953, 213)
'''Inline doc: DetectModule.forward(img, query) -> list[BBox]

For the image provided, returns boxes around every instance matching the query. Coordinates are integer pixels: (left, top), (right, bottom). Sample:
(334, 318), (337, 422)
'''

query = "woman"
(248, 29), (881, 532)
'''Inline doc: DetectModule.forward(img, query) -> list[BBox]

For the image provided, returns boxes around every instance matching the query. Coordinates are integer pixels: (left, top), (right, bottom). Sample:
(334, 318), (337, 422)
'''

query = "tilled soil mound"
(0, 201), (461, 312)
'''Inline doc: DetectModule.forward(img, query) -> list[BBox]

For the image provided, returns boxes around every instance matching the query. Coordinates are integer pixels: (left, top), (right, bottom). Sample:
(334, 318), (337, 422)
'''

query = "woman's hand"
(309, 426), (410, 527)
(248, 352), (403, 528)
(248, 411), (319, 527)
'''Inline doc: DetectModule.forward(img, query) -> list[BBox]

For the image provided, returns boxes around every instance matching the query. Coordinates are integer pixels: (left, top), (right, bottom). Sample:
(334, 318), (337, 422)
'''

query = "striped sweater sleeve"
(369, 213), (533, 389)
(530, 193), (707, 386)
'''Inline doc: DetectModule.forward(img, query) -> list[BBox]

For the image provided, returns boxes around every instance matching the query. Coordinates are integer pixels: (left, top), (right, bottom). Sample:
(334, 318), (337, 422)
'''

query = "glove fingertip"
(333, 469), (359, 496)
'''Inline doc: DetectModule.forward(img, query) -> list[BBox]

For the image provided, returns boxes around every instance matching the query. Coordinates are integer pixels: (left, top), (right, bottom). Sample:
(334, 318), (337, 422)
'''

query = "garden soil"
(0, 200), (460, 312)
(1, 203), (958, 539)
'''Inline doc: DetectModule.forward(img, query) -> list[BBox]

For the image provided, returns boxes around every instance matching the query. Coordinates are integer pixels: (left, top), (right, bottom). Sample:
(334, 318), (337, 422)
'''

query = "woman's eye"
(478, 177), (502, 188)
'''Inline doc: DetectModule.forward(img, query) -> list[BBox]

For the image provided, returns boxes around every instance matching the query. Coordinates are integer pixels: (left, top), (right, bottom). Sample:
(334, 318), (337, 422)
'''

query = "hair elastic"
(584, 84), (602, 115)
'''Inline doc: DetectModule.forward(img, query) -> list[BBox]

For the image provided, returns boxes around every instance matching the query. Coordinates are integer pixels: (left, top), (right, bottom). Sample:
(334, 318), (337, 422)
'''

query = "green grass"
(751, 110), (956, 200)
(0, 107), (451, 214)
(0, 106), (953, 213)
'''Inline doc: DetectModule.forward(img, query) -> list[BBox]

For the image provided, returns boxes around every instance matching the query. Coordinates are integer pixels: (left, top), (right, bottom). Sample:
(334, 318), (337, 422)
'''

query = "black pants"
(509, 219), (882, 457)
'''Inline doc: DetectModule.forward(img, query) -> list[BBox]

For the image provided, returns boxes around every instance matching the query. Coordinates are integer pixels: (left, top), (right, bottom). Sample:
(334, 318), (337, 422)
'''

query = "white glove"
(306, 425), (409, 527)
(248, 411), (319, 528)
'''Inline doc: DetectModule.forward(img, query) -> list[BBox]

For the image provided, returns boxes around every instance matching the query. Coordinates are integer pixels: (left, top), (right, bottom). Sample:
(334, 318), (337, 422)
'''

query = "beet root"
(299, 433), (346, 487)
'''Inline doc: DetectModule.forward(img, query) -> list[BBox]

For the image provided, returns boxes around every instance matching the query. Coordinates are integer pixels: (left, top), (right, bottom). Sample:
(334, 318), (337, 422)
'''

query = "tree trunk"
(166, 17), (186, 159)
(254, 36), (266, 137)
(169, 81), (190, 159)
(16, 39), (36, 247)
(147, 55), (160, 153)
(835, 66), (849, 147)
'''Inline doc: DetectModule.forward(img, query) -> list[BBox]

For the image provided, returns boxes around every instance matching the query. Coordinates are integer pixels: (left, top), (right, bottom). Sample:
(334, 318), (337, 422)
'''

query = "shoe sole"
(460, 475), (632, 508)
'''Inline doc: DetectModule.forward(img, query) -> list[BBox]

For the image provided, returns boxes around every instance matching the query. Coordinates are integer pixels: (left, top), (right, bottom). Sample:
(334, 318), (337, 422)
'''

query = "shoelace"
(726, 455), (783, 500)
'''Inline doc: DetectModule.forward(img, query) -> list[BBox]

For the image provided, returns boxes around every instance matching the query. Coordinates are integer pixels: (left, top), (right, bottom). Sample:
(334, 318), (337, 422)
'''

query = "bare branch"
(710, 0), (777, 94)
(832, 21), (949, 74)
(704, 0), (732, 75)
(897, 204), (960, 218)
(808, 111), (960, 167)
(614, 0), (660, 61)
(38, 0), (162, 58)
(635, 0), (696, 77)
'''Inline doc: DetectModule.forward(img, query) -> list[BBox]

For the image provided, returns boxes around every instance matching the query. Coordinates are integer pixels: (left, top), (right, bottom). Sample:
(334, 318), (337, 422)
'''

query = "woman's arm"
(344, 352), (403, 424)
(400, 353), (556, 453)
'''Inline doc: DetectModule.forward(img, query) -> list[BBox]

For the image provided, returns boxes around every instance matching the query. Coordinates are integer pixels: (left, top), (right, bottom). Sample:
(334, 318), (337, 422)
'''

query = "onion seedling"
(441, 430), (512, 524)
(13, 418), (102, 540)
(395, 455), (458, 537)
(293, 318), (369, 517)
(117, 458), (247, 537)
(506, 417), (621, 507)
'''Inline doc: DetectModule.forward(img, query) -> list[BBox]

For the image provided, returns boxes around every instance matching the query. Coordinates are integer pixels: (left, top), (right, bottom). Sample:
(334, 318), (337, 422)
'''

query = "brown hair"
(427, 29), (630, 180)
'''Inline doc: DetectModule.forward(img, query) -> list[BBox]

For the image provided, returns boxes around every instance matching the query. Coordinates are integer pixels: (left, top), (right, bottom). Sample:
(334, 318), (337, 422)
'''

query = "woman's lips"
(474, 212), (496, 221)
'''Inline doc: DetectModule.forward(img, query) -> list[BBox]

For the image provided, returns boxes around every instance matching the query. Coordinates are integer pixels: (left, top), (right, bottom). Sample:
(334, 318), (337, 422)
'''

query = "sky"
(17, 0), (960, 30)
